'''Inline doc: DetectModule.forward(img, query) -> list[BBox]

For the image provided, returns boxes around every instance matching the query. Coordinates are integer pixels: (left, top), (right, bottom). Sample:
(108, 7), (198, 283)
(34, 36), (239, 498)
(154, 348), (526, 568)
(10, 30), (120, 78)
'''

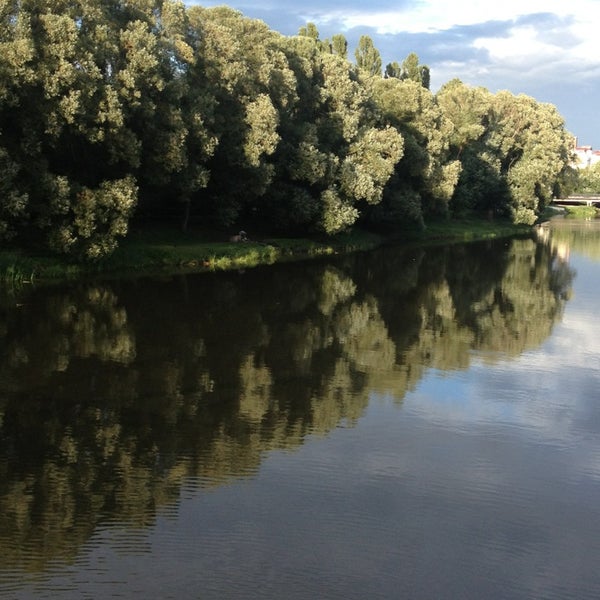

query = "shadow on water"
(0, 234), (574, 573)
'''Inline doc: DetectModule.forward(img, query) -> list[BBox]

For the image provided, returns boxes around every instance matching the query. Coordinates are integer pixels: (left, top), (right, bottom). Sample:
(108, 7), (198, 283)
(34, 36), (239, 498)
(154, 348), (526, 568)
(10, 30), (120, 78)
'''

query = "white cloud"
(472, 20), (599, 73)
(317, 0), (600, 35)
(473, 26), (560, 62)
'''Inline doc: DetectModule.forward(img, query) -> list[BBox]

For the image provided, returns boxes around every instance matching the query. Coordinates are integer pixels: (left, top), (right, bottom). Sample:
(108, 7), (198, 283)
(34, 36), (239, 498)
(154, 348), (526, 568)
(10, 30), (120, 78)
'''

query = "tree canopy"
(0, 1), (574, 258)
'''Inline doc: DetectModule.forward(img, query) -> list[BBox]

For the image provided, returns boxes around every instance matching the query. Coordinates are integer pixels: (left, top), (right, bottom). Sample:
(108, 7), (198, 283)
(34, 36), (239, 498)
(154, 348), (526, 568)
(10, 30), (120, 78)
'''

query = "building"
(572, 139), (600, 169)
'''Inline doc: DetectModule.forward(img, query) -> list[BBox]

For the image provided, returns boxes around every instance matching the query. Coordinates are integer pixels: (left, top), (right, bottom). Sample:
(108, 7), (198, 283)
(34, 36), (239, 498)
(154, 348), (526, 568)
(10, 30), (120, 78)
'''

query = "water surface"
(1, 218), (599, 599)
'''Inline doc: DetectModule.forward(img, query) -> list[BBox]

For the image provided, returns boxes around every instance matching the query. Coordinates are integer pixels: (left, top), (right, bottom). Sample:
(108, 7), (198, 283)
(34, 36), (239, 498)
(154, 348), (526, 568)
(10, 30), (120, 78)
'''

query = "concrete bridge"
(553, 195), (600, 207)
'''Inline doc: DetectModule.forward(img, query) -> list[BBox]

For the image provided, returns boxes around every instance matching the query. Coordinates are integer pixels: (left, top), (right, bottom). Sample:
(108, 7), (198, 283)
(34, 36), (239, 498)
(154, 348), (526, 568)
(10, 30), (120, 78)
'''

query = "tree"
(313, 54), (403, 232)
(0, 0), (574, 253)
(369, 77), (459, 225)
(298, 22), (319, 40)
(384, 61), (402, 79)
(298, 21), (330, 53)
(436, 80), (501, 216)
(0, 0), (146, 257)
(262, 40), (403, 234)
(420, 65), (431, 90)
(135, 0), (217, 232)
(486, 92), (572, 224)
(436, 79), (490, 158)
(187, 6), (295, 227)
(354, 35), (382, 77)
(0, 0), (35, 240)
(440, 85), (572, 223)
(574, 163), (600, 194)
(400, 52), (430, 89)
(330, 34), (348, 59)
(0, 0), (219, 256)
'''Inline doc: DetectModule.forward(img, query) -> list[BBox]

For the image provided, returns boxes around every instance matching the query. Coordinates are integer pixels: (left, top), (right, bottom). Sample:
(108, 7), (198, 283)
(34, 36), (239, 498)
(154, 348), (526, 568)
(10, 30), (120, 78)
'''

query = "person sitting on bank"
(229, 230), (248, 242)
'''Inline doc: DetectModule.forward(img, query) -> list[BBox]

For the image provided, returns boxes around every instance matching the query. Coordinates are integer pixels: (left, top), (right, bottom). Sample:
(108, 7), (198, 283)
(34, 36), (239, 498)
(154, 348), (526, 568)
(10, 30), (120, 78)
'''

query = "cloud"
(185, 0), (600, 144)
(309, 0), (598, 35)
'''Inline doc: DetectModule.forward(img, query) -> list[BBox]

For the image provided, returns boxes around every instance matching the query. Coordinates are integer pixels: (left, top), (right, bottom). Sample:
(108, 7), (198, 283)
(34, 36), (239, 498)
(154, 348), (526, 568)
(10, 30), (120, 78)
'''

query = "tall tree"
(298, 22), (319, 40)
(354, 35), (382, 77)
(400, 52), (430, 89)
(369, 77), (460, 225)
(188, 6), (297, 227)
(0, 0), (34, 240)
(436, 79), (490, 158)
(487, 92), (572, 224)
(384, 61), (402, 79)
(298, 21), (330, 53)
(0, 0), (145, 258)
(436, 79), (501, 216)
(330, 34), (348, 59)
(139, 0), (217, 231)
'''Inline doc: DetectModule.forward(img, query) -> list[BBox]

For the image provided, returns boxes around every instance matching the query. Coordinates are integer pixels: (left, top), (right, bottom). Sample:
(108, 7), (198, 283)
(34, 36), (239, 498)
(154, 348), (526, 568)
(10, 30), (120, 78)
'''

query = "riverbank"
(1, 219), (533, 286)
(563, 204), (600, 219)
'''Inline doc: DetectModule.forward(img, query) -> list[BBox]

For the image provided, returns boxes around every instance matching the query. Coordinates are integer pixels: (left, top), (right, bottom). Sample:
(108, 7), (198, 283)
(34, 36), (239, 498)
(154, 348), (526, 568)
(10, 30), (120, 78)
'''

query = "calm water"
(1, 218), (599, 599)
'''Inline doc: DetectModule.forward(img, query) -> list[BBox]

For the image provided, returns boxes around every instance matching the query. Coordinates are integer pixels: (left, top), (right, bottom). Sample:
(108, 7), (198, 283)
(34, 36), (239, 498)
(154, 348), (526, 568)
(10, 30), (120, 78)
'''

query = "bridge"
(553, 195), (600, 207)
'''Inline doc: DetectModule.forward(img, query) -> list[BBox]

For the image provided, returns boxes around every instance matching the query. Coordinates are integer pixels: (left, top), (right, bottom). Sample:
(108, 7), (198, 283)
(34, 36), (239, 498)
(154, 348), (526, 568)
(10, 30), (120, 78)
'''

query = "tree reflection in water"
(0, 235), (574, 572)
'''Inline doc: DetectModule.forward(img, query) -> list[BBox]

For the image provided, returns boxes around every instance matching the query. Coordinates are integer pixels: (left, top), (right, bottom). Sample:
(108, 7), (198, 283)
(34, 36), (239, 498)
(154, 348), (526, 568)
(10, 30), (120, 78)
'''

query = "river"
(0, 217), (599, 599)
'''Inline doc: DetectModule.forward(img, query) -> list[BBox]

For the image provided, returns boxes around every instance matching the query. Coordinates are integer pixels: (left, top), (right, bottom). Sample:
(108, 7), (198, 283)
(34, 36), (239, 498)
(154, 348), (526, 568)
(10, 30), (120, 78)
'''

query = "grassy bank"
(564, 205), (600, 219)
(401, 218), (532, 244)
(0, 219), (531, 285)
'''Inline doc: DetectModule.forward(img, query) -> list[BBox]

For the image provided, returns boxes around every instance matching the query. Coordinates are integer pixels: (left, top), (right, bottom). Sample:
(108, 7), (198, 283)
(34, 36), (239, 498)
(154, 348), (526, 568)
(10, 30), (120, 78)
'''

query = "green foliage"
(0, 144), (28, 240)
(189, 6), (296, 226)
(330, 34), (348, 59)
(385, 61), (402, 79)
(298, 22), (320, 41)
(437, 82), (572, 223)
(385, 53), (430, 89)
(0, 0), (573, 258)
(399, 52), (430, 89)
(563, 205), (599, 219)
(436, 79), (490, 157)
(450, 148), (508, 216)
(243, 93), (280, 167)
(354, 35), (382, 77)
(319, 189), (359, 234)
(369, 77), (457, 224)
(487, 92), (571, 221)
(574, 163), (600, 193)
(46, 176), (138, 259)
(0, 0), (219, 257)
(341, 127), (404, 205)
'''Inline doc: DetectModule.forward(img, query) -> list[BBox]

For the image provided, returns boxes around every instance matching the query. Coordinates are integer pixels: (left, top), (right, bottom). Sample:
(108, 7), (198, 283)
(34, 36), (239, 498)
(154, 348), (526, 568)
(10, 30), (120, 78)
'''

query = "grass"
(563, 205), (600, 219)
(0, 220), (532, 286)
(401, 218), (532, 244)
(0, 252), (37, 286)
(101, 227), (383, 273)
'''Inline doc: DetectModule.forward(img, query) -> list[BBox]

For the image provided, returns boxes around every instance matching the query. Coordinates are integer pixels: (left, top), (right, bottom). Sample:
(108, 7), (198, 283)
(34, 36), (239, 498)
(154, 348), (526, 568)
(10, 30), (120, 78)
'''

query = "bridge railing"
(554, 195), (600, 206)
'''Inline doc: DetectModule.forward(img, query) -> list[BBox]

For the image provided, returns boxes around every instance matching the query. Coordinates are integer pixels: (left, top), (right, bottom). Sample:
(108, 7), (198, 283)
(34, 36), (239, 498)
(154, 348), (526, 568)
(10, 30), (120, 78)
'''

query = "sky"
(185, 0), (600, 148)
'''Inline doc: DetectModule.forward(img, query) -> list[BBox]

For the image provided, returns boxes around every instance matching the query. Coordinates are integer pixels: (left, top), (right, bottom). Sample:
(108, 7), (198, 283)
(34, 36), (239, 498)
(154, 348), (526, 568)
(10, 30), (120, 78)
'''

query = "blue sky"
(186, 0), (600, 148)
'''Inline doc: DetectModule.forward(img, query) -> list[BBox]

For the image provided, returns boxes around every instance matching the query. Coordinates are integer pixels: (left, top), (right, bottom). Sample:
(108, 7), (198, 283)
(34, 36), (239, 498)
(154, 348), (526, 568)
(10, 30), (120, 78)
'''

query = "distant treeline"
(0, 0), (575, 259)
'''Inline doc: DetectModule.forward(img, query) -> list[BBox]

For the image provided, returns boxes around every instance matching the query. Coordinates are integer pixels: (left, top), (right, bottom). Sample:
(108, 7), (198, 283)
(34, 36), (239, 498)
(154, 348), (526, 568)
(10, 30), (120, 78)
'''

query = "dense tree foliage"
(574, 162), (600, 194)
(0, 1), (573, 258)
(437, 80), (573, 223)
(355, 34), (382, 77)
(386, 52), (430, 89)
